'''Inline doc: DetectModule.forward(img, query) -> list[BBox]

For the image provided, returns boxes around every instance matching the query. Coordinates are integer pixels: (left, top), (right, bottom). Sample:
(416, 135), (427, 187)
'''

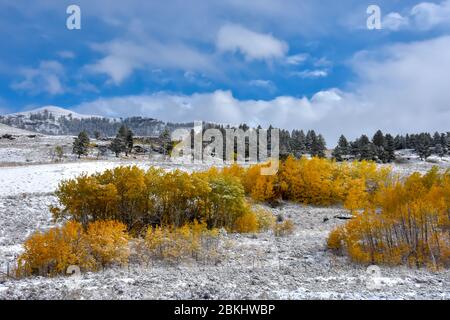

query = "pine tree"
(305, 130), (315, 153)
(372, 130), (385, 147)
(72, 131), (90, 158)
(159, 128), (173, 156)
(332, 135), (349, 161)
(433, 132), (441, 147)
(356, 135), (376, 161)
(415, 133), (432, 160)
(290, 130), (306, 158)
(125, 128), (134, 156)
(372, 130), (386, 162)
(435, 144), (444, 158)
(279, 130), (291, 158)
(384, 134), (396, 162)
(109, 137), (126, 157)
(440, 133), (448, 155)
(115, 125), (134, 156)
(394, 135), (406, 150)
(311, 134), (326, 158)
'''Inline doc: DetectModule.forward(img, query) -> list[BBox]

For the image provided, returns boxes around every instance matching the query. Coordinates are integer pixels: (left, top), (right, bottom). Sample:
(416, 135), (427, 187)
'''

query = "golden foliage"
(329, 167), (450, 268)
(234, 211), (259, 233)
(16, 220), (129, 277)
(84, 220), (130, 268)
(230, 156), (392, 207)
(254, 207), (276, 232)
(144, 221), (219, 264)
(273, 219), (295, 237)
(53, 166), (250, 232)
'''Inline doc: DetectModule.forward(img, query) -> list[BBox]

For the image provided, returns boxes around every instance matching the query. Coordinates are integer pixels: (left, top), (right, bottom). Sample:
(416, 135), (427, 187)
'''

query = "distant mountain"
(0, 106), (192, 137)
(10, 106), (102, 120)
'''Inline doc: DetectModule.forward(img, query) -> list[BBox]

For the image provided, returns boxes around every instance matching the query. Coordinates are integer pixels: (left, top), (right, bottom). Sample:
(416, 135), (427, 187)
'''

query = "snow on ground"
(0, 135), (74, 165)
(387, 150), (450, 176)
(0, 124), (38, 136)
(0, 160), (222, 198)
(0, 201), (448, 300)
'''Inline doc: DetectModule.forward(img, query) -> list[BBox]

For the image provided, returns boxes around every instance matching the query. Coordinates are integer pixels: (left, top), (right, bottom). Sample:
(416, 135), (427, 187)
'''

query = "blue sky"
(0, 0), (449, 143)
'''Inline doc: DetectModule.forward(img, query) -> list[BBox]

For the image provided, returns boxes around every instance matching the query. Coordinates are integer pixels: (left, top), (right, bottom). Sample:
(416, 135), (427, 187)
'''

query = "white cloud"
(291, 69), (328, 79)
(383, 12), (410, 31)
(249, 79), (274, 88)
(57, 51), (76, 59)
(216, 24), (288, 61)
(248, 79), (277, 93)
(411, 0), (450, 30)
(86, 39), (216, 85)
(285, 53), (308, 65)
(11, 61), (65, 95)
(383, 1), (450, 31)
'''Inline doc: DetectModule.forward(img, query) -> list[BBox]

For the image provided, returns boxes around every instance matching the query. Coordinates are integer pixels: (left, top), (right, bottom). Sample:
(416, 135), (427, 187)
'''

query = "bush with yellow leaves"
(144, 221), (219, 264)
(52, 166), (250, 233)
(254, 207), (276, 232)
(234, 210), (259, 233)
(16, 220), (130, 277)
(230, 156), (392, 208)
(328, 167), (450, 269)
(84, 220), (130, 268)
(273, 219), (295, 237)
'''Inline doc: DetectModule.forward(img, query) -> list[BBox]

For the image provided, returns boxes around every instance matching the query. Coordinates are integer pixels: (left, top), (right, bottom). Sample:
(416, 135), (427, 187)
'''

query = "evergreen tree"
(159, 128), (173, 156)
(372, 130), (387, 162)
(279, 130), (292, 159)
(290, 130), (306, 158)
(125, 128), (134, 156)
(338, 135), (350, 154)
(311, 134), (326, 158)
(415, 133), (432, 160)
(113, 125), (134, 156)
(435, 144), (444, 158)
(305, 130), (316, 153)
(355, 135), (376, 160)
(394, 135), (406, 150)
(109, 137), (126, 157)
(372, 130), (385, 147)
(384, 134), (396, 163)
(72, 131), (90, 159)
(332, 135), (349, 161)
(433, 132), (441, 147)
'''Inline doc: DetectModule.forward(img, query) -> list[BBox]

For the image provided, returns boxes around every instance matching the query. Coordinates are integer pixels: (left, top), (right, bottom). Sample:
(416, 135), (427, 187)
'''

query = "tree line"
(333, 130), (450, 162)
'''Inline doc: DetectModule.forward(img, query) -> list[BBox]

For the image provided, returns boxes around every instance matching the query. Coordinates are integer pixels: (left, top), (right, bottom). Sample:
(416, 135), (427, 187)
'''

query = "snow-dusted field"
(0, 198), (448, 300)
(0, 134), (449, 300)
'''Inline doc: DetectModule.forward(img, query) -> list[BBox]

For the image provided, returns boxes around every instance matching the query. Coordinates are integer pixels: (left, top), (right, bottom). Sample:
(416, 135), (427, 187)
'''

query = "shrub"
(234, 211), (259, 233)
(144, 221), (219, 264)
(16, 221), (130, 277)
(84, 220), (130, 268)
(327, 227), (345, 252)
(273, 219), (295, 237)
(53, 166), (250, 232)
(237, 156), (392, 207)
(254, 207), (276, 232)
(328, 167), (450, 268)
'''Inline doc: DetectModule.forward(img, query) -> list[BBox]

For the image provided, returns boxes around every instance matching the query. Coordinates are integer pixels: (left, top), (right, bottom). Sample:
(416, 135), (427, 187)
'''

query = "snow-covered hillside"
(0, 106), (108, 135)
(0, 123), (39, 136)
(0, 106), (174, 137)
(9, 106), (102, 120)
